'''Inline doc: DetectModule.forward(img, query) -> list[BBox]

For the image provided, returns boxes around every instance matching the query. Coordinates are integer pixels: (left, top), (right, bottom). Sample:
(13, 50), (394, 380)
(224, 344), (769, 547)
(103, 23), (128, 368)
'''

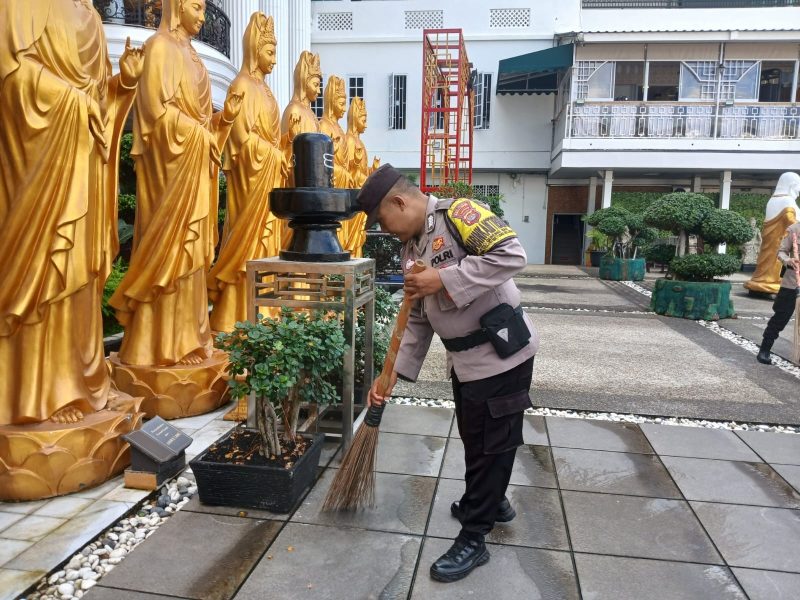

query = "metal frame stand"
(245, 257), (375, 449)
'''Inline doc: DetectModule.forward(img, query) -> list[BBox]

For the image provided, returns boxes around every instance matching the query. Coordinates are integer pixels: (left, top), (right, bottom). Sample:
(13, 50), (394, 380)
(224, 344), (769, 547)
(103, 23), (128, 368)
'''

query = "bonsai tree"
(217, 309), (345, 459)
(585, 206), (657, 259)
(644, 192), (752, 281)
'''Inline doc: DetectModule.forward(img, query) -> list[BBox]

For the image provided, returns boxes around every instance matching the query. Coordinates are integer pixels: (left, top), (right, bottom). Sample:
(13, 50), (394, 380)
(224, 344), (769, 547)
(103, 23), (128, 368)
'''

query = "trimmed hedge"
(643, 193), (714, 234)
(670, 253), (742, 281)
(701, 209), (753, 246)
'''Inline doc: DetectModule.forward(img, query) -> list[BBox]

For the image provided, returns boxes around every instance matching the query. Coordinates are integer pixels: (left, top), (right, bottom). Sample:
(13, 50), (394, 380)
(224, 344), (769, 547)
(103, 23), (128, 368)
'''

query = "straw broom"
(323, 260), (426, 511)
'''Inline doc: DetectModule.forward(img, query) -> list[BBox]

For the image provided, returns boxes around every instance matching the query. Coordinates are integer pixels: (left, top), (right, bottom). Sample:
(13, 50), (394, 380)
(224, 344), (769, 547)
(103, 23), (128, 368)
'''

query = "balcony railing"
(560, 102), (800, 141)
(583, 0), (798, 7)
(93, 0), (231, 58)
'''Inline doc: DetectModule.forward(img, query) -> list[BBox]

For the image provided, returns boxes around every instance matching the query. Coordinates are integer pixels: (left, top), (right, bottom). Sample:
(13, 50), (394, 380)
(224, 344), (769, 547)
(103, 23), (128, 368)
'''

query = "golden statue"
(108, 0), (242, 419)
(0, 0), (145, 500)
(208, 13), (287, 333)
(279, 50), (322, 248)
(343, 97), (379, 257)
(319, 76), (351, 189)
(744, 172), (800, 295)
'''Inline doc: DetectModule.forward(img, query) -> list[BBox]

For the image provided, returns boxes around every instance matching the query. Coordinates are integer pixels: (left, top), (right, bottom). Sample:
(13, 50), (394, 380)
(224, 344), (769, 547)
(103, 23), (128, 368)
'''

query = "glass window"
(679, 61), (717, 101)
(647, 62), (680, 102)
(759, 61), (795, 102)
(311, 75), (324, 118)
(720, 61), (759, 102)
(348, 76), (364, 104)
(614, 62), (644, 101)
(389, 74), (407, 130)
(474, 72), (492, 129)
(586, 61), (614, 100)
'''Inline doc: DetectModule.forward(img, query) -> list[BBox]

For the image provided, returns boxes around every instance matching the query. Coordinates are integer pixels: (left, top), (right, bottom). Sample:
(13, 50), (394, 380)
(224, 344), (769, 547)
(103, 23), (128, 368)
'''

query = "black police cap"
(356, 163), (404, 229)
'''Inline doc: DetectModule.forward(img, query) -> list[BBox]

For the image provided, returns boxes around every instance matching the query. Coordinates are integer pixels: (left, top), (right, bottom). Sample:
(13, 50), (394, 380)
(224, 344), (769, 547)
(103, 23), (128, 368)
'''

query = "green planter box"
(650, 279), (735, 320)
(599, 257), (646, 281)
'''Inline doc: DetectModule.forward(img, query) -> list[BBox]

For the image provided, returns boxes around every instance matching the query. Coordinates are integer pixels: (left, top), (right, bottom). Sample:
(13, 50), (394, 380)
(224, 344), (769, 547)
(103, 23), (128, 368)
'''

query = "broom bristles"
(322, 423), (381, 511)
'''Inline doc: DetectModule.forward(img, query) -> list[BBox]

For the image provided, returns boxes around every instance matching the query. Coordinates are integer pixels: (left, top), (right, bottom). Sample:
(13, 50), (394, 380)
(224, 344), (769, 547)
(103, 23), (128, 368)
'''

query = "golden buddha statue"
(744, 172), (800, 295)
(344, 97), (379, 257)
(319, 76), (351, 189)
(108, 0), (242, 418)
(208, 13), (287, 333)
(0, 0), (146, 500)
(279, 51), (322, 248)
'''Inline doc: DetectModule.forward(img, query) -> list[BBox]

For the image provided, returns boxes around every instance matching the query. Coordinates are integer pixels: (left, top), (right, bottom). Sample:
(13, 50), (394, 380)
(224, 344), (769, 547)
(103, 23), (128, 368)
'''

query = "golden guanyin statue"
(108, 0), (241, 419)
(0, 0), (145, 501)
(279, 50), (322, 247)
(744, 172), (800, 296)
(319, 76), (351, 189)
(344, 97), (379, 257)
(207, 13), (286, 333)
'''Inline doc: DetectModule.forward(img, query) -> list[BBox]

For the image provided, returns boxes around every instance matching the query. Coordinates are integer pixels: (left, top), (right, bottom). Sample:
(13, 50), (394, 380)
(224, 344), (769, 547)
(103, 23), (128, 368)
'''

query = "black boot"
(450, 497), (516, 523)
(757, 340), (773, 365)
(430, 536), (490, 583)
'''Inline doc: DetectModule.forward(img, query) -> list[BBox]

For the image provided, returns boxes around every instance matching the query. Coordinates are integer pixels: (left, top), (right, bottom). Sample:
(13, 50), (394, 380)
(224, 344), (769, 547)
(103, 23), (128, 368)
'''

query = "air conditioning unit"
(672, 186), (687, 193)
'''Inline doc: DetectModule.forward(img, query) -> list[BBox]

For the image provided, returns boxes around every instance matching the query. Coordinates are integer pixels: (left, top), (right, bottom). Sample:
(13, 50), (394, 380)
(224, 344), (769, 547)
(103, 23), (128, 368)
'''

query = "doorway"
(550, 214), (584, 265)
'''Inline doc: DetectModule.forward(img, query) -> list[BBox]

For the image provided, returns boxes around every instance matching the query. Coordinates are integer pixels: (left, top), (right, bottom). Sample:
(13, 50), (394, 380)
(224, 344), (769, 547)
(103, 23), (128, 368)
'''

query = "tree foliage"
(643, 193), (714, 235)
(585, 206), (658, 259)
(670, 254), (742, 282)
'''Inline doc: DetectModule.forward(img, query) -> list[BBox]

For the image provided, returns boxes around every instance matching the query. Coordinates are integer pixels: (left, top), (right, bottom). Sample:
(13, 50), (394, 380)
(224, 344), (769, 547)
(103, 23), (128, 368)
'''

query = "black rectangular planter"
(190, 429), (325, 514)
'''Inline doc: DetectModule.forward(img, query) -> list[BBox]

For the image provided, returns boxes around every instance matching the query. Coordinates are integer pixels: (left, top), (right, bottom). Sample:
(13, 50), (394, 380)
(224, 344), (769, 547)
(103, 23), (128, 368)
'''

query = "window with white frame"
(389, 74), (407, 130)
(679, 61), (718, 101)
(720, 60), (760, 101)
(348, 76), (364, 104)
(473, 184), (500, 198)
(474, 73), (492, 129)
(575, 61), (614, 100)
(429, 88), (445, 130)
(311, 75), (324, 118)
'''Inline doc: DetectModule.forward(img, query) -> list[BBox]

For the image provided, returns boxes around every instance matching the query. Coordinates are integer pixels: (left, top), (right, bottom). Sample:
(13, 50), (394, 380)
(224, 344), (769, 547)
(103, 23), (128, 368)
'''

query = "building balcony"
(551, 101), (800, 175)
(93, 0), (231, 58)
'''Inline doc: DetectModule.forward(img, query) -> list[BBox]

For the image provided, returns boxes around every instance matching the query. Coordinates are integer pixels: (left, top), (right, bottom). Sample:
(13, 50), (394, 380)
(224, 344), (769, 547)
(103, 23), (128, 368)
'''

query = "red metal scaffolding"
(419, 29), (473, 193)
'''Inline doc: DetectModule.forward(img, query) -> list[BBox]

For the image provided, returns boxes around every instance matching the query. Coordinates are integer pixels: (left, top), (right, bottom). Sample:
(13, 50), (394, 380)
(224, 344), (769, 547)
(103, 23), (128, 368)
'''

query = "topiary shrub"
(643, 193), (714, 255)
(701, 209), (754, 246)
(670, 254), (742, 281)
(644, 243), (677, 266)
(585, 206), (658, 259)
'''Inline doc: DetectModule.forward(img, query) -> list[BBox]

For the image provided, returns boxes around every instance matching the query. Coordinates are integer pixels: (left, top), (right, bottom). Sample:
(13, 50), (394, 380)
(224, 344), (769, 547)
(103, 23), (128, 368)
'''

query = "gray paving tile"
(100, 510), (280, 600)
(366, 432), (446, 477)
(440, 438), (557, 488)
(692, 502), (800, 572)
(732, 568), (800, 600)
(32, 497), (94, 519)
(662, 456), (800, 509)
(640, 424), (762, 462)
(234, 523), (420, 600)
(0, 568), (47, 600)
(546, 418), (654, 454)
(737, 431), (800, 465)
(87, 588), (188, 600)
(0, 539), (32, 568)
(0, 512), (24, 533)
(427, 478), (569, 550)
(5, 500), (132, 573)
(1, 514), (65, 542)
(552, 447), (681, 498)
(71, 477), (125, 500)
(450, 414), (549, 446)
(574, 554), (746, 600)
(562, 491), (721, 564)
(181, 495), (290, 522)
(772, 463), (800, 493)
(380, 403), (453, 437)
(292, 469), (436, 535)
(411, 538), (579, 599)
(0, 499), (48, 515)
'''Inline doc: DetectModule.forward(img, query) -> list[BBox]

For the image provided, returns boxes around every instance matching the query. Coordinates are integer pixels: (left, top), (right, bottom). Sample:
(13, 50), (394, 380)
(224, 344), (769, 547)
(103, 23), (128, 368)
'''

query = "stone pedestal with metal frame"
(245, 257), (375, 448)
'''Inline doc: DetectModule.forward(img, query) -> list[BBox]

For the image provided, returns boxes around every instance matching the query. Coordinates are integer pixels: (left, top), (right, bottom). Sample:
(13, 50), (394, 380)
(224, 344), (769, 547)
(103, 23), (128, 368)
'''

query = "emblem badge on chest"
(432, 236), (445, 252)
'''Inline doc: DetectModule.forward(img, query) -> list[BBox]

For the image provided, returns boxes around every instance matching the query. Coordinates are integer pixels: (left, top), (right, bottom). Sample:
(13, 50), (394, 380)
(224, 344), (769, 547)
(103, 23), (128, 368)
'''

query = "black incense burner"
(270, 133), (360, 262)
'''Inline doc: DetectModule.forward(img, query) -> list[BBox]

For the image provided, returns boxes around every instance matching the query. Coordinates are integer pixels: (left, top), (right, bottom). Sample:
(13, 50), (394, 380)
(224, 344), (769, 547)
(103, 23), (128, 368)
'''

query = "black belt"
(441, 329), (490, 352)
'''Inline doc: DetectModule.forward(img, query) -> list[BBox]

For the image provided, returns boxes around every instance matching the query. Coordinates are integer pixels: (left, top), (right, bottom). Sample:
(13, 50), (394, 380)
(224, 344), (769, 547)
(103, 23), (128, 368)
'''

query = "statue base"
(0, 397), (144, 502)
(109, 350), (230, 420)
(223, 397), (248, 422)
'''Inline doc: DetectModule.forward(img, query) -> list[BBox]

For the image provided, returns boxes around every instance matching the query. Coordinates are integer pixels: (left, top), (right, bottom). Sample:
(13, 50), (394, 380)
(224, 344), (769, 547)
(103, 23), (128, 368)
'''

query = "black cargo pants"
(451, 357), (534, 541)
(763, 287), (799, 346)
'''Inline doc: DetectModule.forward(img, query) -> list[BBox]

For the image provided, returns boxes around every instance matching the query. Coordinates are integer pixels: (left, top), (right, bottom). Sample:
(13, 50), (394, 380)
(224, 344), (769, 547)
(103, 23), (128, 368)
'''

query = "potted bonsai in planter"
(585, 206), (657, 281)
(643, 192), (752, 320)
(191, 309), (345, 513)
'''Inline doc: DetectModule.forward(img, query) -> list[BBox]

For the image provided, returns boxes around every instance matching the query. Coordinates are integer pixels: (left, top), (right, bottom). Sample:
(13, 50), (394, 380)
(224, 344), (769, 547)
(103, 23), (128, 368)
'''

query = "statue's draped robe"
(319, 113), (358, 252)
(343, 132), (368, 258)
(208, 54), (283, 332)
(0, 0), (134, 424)
(111, 30), (226, 365)
(744, 206), (797, 295)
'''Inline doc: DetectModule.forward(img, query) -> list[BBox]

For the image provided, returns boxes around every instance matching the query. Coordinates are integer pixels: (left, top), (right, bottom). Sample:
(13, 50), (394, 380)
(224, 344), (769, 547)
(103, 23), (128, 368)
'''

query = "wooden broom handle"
(374, 260), (427, 398)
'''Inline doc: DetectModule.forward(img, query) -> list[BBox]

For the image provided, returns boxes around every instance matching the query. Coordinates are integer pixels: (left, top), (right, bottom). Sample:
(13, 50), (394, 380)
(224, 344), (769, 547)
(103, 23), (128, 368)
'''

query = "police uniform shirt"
(394, 195), (539, 384)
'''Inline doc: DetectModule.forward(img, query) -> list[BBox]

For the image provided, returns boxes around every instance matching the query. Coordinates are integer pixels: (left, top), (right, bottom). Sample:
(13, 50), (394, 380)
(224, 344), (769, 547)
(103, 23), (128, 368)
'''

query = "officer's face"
(376, 196), (422, 243)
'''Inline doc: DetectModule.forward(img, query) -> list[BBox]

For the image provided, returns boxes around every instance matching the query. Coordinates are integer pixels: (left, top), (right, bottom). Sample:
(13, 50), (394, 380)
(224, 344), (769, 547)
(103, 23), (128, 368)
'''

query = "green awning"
(496, 44), (574, 95)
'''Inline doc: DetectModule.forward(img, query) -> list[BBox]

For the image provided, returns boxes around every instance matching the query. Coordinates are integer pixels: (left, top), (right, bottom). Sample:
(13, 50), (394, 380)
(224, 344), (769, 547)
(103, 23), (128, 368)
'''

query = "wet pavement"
(84, 404), (800, 600)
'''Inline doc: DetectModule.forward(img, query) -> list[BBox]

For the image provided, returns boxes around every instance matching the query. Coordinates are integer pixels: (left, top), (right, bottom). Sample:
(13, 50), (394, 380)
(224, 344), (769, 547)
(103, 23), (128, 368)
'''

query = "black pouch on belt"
(479, 303), (531, 359)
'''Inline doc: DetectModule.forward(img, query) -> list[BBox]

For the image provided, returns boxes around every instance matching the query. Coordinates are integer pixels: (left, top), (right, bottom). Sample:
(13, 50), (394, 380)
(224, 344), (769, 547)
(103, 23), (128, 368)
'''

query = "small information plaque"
(125, 416), (192, 464)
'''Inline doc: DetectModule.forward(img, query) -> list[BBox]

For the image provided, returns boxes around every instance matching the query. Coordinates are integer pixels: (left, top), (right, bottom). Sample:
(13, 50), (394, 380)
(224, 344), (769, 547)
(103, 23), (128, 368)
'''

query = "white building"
(98, 0), (800, 265)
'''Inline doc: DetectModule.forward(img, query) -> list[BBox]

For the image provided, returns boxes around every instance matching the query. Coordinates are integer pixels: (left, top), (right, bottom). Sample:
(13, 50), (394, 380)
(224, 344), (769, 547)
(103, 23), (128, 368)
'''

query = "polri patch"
(432, 236), (445, 252)
(431, 248), (456, 267)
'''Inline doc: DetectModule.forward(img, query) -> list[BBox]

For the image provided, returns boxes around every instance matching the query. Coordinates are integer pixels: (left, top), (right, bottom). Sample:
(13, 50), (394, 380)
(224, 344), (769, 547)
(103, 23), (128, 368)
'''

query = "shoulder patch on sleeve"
(447, 199), (517, 255)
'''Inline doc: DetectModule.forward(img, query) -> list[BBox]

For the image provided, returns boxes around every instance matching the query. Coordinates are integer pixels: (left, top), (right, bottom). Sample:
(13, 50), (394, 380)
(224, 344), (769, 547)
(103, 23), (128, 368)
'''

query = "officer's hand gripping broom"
(322, 260), (426, 511)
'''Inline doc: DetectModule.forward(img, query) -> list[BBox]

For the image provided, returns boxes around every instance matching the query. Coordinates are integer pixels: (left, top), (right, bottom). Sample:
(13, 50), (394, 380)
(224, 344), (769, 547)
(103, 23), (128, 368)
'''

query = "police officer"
(757, 221), (800, 364)
(358, 165), (539, 583)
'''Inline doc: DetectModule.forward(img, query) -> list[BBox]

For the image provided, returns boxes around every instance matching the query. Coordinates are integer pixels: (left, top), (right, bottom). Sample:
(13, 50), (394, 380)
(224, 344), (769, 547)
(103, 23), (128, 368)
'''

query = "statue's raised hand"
(222, 91), (244, 123)
(371, 156), (381, 173)
(289, 112), (303, 138)
(120, 37), (144, 88)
